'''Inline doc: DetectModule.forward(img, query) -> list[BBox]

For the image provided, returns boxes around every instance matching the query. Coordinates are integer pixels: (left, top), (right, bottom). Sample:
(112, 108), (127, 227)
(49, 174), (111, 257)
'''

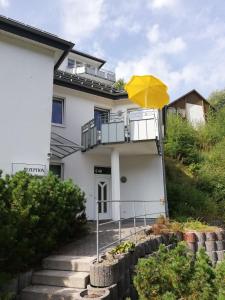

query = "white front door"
(95, 176), (111, 220)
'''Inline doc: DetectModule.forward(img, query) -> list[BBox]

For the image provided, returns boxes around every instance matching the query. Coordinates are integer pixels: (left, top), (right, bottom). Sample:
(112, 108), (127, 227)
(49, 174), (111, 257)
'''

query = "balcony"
(66, 65), (116, 83)
(81, 109), (161, 154)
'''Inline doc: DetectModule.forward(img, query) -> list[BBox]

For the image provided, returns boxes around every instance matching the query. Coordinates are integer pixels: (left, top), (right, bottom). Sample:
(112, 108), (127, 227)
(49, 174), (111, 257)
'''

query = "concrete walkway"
(56, 220), (148, 257)
(21, 220), (150, 299)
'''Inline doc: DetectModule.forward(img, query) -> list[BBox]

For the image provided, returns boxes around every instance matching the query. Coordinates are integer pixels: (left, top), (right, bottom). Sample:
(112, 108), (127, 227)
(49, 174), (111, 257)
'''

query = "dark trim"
(54, 44), (74, 70)
(70, 49), (106, 68)
(0, 15), (74, 69)
(54, 72), (128, 100)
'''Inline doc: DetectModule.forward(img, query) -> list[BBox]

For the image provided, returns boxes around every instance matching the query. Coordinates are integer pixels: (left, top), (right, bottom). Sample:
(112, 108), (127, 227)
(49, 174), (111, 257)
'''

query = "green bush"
(215, 258), (225, 299)
(165, 114), (199, 164)
(133, 243), (193, 299)
(166, 159), (216, 222)
(0, 171), (86, 276)
(133, 243), (225, 300)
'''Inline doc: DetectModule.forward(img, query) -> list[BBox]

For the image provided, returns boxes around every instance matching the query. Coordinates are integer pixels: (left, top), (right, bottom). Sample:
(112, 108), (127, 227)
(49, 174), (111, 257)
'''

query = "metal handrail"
(81, 110), (159, 150)
(96, 199), (165, 262)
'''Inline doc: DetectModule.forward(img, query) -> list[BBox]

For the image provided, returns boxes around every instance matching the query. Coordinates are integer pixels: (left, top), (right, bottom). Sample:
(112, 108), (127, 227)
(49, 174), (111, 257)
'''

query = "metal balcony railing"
(66, 65), (116, 82)
(81, 109), (159, 151)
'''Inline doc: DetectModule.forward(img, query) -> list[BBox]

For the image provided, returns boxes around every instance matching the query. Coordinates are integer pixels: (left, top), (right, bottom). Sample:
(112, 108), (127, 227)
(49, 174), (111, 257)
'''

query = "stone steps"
(21, 255), (93, 299)
(43, 255), (93, 272)
(32, 270), (90, 289)
(21, 285), (83, 300)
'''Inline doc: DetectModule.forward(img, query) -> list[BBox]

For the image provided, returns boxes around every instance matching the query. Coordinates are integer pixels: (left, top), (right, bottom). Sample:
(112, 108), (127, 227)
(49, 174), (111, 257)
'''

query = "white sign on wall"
(12, 163), (47, 176)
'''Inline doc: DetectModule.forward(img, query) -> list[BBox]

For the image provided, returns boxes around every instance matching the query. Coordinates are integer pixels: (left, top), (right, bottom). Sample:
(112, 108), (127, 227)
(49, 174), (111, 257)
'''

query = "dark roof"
(0, 15), (74, 69)
(70, 49), (106, 68)
(54, 70), (127, 100)
(168, 89), (211, 107)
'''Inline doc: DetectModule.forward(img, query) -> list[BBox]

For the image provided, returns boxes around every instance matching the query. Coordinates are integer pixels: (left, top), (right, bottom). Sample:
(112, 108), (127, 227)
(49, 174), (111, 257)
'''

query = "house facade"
(167, 89), (211, 126)
(0, 16), (167, 221)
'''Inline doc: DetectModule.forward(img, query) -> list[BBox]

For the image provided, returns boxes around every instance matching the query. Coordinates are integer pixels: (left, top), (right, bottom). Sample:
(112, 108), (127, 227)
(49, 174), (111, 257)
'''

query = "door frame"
(94, 174), (112, 220)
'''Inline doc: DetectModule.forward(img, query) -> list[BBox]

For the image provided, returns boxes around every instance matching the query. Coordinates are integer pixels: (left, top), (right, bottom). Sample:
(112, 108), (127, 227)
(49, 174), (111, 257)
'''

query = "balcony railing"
(81, 109), (159, 151)
(66, 65), (116, 82)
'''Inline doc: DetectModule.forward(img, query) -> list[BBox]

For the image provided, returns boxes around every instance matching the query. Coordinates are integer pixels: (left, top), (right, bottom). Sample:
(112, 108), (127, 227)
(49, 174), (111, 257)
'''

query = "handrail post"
(133, 201), (137, 243)
(96, 200), (99, 263)
(119, 202), (121, 243)
(144, 202), (147, 227)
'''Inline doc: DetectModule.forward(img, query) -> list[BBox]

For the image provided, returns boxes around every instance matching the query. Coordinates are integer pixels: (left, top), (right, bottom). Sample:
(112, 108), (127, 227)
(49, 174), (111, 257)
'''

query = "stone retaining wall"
(86, 229), (225, 300)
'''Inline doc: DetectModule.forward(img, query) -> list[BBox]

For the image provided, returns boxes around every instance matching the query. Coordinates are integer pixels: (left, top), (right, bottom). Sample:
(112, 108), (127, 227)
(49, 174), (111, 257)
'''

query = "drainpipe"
(158, 110), (169, 218)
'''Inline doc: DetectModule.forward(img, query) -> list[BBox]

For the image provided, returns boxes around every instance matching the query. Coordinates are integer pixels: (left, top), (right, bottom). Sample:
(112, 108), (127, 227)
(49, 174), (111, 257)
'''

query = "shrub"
(0, 171), (86, 276)
(134, 243), (225, 300)
(215, 258), (225, 299)
(165, 114), (199, 164)
(188, 248), (217, 300)
(133, 243), (193, 299)
(166, 159), (216, 221)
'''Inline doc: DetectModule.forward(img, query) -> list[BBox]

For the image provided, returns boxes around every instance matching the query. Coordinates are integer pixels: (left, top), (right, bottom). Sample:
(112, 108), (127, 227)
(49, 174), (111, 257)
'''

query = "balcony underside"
(83, 139), (159, 156)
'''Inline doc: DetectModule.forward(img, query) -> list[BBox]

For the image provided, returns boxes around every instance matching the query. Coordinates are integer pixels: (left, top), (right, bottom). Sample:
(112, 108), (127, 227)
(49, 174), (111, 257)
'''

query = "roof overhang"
(54, 70), (128, 100)
(0, 15), (74, 70)
(168, 89), (211, 107)
(70, 49), (106, 69)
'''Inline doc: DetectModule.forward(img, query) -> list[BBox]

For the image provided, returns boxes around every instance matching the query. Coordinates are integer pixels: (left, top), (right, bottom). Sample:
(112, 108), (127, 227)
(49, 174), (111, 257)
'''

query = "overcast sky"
(1, 0), (225, 99)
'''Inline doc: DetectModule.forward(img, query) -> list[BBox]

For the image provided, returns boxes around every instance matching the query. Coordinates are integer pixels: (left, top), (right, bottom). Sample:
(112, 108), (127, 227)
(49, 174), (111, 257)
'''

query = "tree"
(208, 89), (225, 110)
(113, 78), (126, 91)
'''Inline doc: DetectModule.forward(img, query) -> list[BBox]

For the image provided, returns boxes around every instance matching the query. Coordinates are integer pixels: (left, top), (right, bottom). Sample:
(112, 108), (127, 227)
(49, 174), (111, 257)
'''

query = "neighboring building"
(167, 89), (212, 126)
(0, 16), (167, 221)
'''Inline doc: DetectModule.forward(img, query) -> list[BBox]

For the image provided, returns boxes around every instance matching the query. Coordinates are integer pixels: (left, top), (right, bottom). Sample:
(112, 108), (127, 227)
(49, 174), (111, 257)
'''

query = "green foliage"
(208, 89), (225, 110)
(166, 159), (216, 222)
(0, 171), (86, 277)
(165, 104), (225, 223)
(197, 108), (225, 150)
(165, 114), (199, 164)
(215, 258), (225, 299)
(188, 248), (217, 300)
(110, 241), (135, 255)
(113, 78), (126, 91)
(133, 243), (193, 299)
(0, 293), (15, 300)
(134, 242), (225, 300)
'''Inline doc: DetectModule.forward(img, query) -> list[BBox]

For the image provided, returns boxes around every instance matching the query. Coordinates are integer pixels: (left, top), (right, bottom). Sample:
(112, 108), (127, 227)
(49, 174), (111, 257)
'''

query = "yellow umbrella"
(125, 75), (169, 109)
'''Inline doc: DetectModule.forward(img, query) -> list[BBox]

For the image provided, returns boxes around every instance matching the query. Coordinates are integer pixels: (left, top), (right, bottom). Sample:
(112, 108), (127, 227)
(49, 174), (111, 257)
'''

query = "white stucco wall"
(52, 85), (166, 220)
(0, 34), (54, 174)
(120, 155), (166, 219)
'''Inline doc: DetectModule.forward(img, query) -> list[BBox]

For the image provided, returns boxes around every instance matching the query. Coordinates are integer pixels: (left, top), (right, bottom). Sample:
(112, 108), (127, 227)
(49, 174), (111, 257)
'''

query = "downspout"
(158, 108), (169, 218)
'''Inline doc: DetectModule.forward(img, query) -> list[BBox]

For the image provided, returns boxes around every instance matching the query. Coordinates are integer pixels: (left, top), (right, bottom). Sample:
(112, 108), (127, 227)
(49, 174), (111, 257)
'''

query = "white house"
(0, 16), (167, 221)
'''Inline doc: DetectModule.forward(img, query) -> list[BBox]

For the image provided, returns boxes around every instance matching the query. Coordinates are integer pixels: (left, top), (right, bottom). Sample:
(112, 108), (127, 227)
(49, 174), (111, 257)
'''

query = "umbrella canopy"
(125, 75), (169, 109)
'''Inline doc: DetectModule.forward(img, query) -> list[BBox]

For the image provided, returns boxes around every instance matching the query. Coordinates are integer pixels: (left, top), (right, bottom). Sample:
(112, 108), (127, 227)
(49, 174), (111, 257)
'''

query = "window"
(49, 163), (63, 179)
(52, 98), (64, 125)
(67, 58), (75, 69)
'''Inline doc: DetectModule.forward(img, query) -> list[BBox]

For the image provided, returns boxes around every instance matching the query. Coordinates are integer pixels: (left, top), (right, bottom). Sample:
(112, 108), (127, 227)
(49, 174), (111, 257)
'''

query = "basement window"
(49, 163), (64, 179)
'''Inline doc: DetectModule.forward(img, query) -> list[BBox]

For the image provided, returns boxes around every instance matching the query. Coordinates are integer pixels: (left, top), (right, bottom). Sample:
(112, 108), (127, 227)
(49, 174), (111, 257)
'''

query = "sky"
(1, 0), (225, 100)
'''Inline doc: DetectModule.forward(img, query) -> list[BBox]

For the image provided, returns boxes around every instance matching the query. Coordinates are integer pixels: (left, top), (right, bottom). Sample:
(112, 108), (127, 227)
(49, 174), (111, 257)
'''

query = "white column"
(111, 148), (120, 220)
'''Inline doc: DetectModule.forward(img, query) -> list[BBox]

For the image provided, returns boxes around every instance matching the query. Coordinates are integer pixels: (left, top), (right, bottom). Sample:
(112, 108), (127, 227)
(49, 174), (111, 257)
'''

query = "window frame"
(52, 97), (65, 127)
(49, 162), (64, 180)
(67, 58), (75, 69)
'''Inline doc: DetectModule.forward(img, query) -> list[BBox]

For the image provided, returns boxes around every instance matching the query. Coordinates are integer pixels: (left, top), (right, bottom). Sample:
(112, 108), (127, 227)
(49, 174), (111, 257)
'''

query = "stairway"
(21, 255), (93, 300)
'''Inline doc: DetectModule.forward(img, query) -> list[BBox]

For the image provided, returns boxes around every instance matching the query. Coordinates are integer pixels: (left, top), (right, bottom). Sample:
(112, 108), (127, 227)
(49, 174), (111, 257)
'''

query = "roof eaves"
(70, 49), (106, 68)
(54, 70), (127, 100)
(168, 89), (210, 107)
(0, 15), (74, 69)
